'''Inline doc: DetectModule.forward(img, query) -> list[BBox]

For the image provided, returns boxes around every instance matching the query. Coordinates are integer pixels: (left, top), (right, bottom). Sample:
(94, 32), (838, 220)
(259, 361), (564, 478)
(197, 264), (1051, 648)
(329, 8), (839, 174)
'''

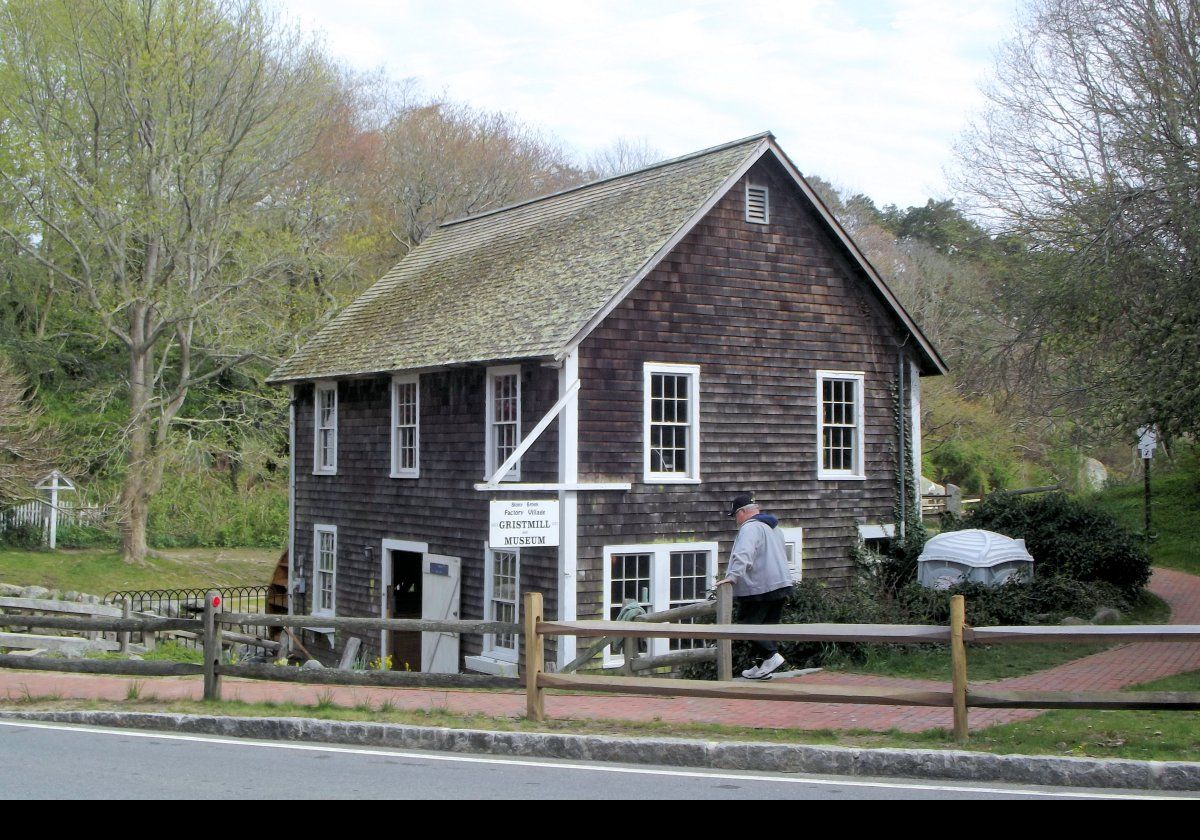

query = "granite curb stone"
(2, 710), (1197, 792)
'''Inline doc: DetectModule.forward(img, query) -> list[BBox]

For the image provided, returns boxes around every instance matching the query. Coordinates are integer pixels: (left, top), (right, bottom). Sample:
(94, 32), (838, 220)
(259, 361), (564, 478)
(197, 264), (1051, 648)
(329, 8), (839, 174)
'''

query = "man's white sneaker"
(741, 663), (763, 679)
(755, 653), (786, 679)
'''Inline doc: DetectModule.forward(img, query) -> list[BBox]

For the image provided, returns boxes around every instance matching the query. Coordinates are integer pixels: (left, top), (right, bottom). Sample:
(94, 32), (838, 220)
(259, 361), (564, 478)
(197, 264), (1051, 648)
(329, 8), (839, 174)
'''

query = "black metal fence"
(103, 586), (270, 648)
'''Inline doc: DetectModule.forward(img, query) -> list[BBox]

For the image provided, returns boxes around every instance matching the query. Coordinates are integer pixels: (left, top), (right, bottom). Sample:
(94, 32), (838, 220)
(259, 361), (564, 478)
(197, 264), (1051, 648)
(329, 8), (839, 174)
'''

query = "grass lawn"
(833, 590), (1171, 682)
(3, 668), (1197, 762)
(0, 546), (278, 595)
(1090, 449), (1200, 576)
(909, 669), (1200, 762)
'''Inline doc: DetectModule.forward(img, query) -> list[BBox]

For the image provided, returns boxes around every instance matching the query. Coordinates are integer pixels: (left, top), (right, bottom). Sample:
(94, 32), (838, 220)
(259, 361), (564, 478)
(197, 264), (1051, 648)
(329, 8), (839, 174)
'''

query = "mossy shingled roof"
(267, 134), (770, 384)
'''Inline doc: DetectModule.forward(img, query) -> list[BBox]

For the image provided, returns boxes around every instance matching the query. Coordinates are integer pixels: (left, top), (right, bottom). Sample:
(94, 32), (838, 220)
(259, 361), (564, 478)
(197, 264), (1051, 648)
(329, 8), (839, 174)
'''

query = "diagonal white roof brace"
(481, 378), (580, 487)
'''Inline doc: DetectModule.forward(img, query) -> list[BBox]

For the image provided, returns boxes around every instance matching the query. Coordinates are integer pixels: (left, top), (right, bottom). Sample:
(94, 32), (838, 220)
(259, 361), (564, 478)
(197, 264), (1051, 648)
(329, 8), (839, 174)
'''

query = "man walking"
(715, 492), (793, 680)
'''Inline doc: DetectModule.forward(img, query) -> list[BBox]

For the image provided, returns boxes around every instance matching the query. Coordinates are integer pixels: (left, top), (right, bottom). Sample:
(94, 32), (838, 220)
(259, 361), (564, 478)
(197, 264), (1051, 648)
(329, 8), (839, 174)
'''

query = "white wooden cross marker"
(35, 470), (76, 550)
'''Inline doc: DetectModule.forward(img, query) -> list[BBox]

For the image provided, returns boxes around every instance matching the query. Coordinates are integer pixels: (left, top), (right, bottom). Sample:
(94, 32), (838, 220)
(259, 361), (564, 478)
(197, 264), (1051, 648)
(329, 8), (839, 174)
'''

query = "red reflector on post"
(212, 596), (221, 608)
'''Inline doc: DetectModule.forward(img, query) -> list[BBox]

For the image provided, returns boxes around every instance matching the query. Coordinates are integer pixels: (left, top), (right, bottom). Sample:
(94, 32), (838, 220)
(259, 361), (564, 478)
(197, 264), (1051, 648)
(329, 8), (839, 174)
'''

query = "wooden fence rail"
(4, 591), (1199, 744)
(558, 588), (732, 675)
(525, 592), (1200, 742)
(0, 596), (525, 698)
(220, 612), (520, 636)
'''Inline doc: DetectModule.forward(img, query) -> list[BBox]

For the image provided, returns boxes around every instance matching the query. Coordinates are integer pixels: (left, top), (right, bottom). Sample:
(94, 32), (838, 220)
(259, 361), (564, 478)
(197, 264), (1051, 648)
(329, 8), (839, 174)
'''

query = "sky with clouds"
(280, 0), (1020, 209)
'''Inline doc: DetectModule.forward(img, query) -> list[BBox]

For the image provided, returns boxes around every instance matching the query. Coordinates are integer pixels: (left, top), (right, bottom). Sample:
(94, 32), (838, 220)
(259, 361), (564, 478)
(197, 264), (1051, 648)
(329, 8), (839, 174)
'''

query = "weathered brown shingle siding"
(575, 157), (911, 617)
(293, 363), (561, 665)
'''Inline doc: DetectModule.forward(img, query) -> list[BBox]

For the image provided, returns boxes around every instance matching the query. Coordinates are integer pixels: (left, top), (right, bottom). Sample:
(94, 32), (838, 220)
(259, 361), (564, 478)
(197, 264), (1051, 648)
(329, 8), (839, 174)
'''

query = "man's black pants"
(735, 592), (788, 660)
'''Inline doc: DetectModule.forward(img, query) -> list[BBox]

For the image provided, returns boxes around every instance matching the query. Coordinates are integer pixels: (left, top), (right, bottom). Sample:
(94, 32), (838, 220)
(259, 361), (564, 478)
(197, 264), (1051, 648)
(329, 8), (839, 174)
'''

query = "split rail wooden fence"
(3, 591), (1199, 743)
(524, 592), (1200, 742)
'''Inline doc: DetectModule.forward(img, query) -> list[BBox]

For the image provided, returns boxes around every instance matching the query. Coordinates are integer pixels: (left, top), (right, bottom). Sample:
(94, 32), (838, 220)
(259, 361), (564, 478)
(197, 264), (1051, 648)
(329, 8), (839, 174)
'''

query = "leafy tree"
(371, 95), (586, 260)
(0, 0), (340, 561)
(0, 355), (50, 501)
(958, 0), (1200, 442)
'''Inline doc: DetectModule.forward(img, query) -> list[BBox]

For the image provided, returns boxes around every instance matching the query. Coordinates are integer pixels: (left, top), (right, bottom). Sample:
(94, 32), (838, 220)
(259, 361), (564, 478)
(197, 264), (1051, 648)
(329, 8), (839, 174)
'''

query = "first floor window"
(484, 548), (520, 661)
(817, 370), (865, 480)
(604, 542), (717, 665)
(391, 375), (419, 478)
(314, 525), (337, 617)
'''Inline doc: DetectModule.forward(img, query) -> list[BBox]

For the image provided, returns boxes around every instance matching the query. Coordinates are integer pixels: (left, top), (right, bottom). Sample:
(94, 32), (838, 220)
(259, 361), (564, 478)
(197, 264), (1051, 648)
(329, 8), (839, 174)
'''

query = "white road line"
(0, 719), (1188, 799)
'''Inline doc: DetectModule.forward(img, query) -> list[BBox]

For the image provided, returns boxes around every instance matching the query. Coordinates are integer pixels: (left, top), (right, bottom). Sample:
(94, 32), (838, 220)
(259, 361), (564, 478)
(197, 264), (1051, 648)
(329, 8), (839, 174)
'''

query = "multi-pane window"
(816, 371), (865, 480)
(314, 525), (336, 617)
(485, 548), (519, 660)
(391, 375), (419, 478)
(668, 550), (710, 651)
(486, 366), (521, 481)
(609, 552), (653, 655)
(314, 383), (337, 474)
(603, 542), (717, 665)
(644, 363), (701, 482)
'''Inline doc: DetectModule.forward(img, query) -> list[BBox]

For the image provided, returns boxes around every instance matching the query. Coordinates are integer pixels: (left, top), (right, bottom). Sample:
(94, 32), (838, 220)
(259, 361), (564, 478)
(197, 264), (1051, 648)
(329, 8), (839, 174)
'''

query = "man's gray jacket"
(726, 515), (792, 598)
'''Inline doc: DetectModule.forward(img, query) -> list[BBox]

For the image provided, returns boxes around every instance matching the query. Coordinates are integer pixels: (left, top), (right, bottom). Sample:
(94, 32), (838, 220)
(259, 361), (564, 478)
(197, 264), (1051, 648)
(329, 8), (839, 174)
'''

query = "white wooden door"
(421, 554), (461, 673)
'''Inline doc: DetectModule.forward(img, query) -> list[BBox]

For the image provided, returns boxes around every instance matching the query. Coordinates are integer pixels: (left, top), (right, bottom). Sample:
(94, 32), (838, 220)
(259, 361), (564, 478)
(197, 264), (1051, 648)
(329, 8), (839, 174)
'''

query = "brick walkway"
(2, 568), (1198, 733)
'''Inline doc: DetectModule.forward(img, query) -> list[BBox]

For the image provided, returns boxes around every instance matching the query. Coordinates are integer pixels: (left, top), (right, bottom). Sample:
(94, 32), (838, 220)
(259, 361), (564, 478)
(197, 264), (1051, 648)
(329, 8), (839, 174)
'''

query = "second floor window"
(314, 382), (337, 474)
(391, 375), (419, 478)
(486, 365), (521, 481)
(644, 363), (701, 482)
(817, 370), (866, 480)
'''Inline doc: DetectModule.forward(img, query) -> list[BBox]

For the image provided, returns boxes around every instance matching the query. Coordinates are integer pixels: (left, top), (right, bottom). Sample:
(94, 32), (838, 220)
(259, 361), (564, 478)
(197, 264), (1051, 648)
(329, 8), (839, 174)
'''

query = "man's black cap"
(727, 492), (756, 517)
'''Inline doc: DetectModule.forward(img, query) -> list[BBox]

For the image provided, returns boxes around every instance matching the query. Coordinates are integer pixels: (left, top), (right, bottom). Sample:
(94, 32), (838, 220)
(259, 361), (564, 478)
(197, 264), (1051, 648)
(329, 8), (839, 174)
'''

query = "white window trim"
(485, 365), (522, 482)
(390, 374), (420, 479)
(816, 370), (867, 481)
(312, 524), (337, 618)
(643, 362), (702, 484)
(482, 544), (520, 664)
(781, 527), (804, 582)
(312, 381), (338, 475)
(746, 183), (770, 224)
(602, 541), (717, 668)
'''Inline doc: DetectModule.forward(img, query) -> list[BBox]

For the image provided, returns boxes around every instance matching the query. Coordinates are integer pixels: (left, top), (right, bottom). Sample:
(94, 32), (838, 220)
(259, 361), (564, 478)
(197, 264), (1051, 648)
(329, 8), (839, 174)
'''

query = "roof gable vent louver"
(746, 184), (769, 224)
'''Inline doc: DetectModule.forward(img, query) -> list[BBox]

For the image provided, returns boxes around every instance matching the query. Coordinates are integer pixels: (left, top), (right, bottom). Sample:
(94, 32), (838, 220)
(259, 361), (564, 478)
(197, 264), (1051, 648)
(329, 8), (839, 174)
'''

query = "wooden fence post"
(950, 594), (969, 742)
(523, 591), (544, 722)
(202, 590), (223, 702)
(118, 598), (131, 654)
(716, 584), (733, 682)
(622, 631), (639, 676)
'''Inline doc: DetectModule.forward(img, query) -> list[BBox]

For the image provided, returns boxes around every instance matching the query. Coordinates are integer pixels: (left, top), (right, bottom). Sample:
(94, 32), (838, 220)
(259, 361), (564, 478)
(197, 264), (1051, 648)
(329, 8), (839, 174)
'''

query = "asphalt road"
(0, 720), (1191, 800)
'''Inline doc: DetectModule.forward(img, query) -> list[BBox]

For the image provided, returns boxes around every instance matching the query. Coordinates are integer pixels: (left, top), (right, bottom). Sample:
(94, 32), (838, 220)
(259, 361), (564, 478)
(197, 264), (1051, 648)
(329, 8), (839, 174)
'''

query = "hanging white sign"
(489, 500), (560, 548)
(1136, 425), (1158, 460)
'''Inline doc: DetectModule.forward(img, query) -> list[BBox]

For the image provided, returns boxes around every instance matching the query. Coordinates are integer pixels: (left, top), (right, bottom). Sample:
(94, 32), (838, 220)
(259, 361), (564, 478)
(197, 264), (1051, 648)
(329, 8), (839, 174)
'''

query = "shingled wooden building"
(267, 133), (946, 674)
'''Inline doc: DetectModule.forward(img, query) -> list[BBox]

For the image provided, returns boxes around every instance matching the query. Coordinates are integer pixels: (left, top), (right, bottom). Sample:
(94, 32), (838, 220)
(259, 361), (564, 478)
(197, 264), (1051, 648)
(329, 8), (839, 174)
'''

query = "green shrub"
(950, 492), (1152, 597)
(56, 523), (117, 549)
(0, 522), (45, 549)
(682, 568), (1131, 680)
(147, 475), (286, 548)
(144, 640), (203, 664)
(893, 576), (1126, 626)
